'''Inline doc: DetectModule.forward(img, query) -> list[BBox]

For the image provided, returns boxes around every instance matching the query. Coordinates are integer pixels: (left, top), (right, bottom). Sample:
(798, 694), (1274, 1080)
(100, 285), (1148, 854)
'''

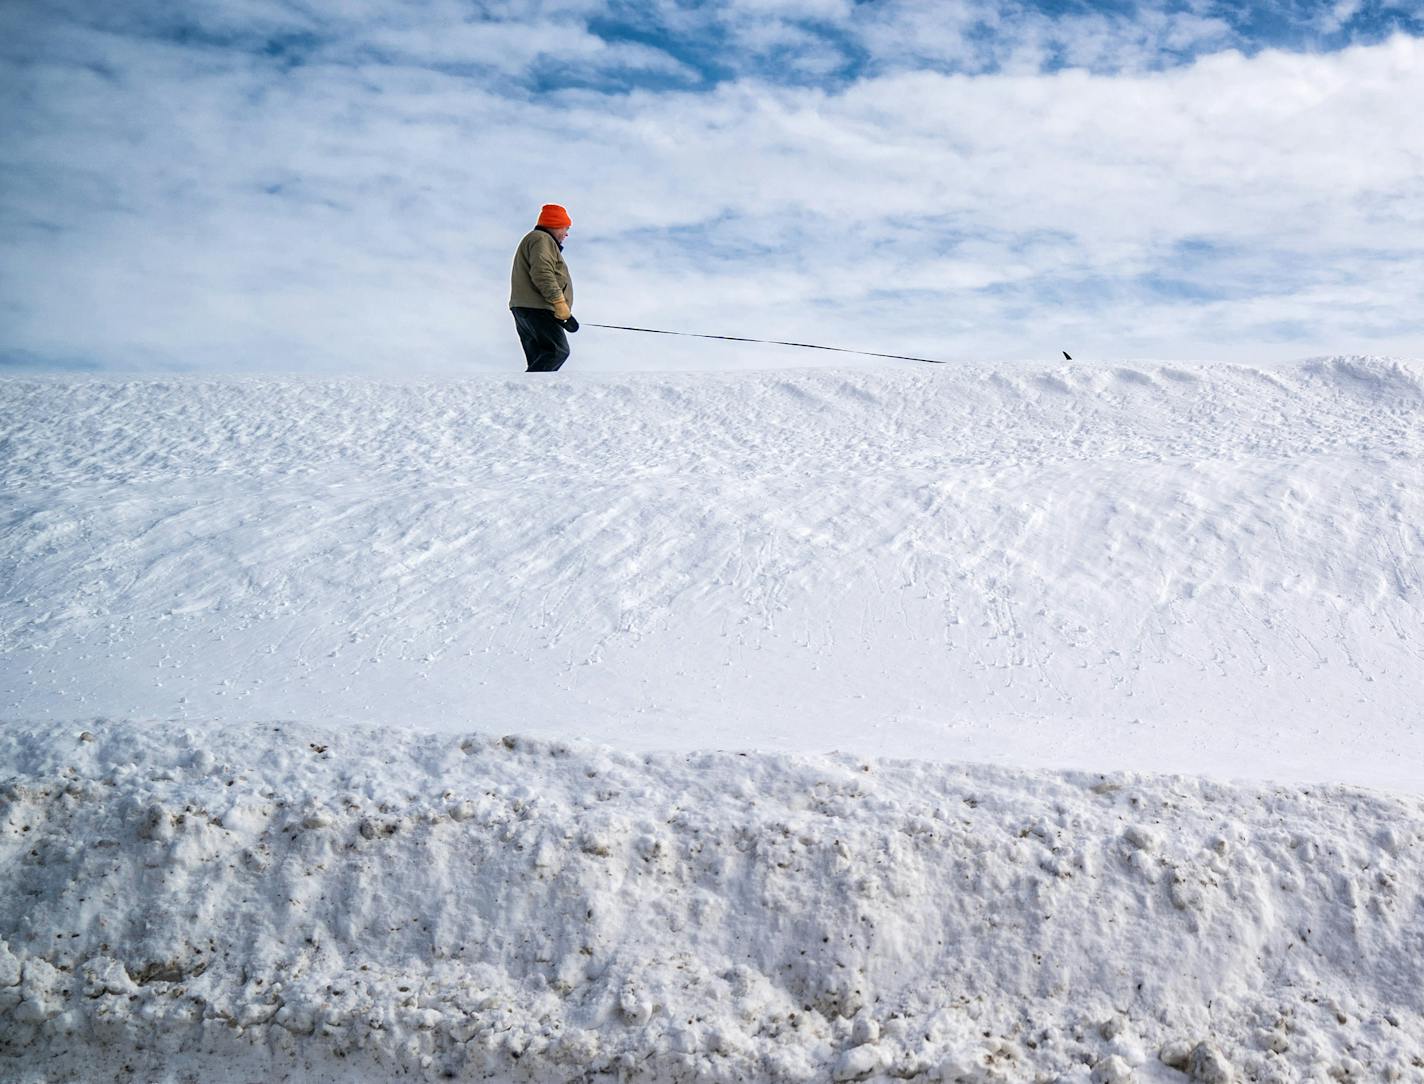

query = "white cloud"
(837, 1), (1240, 76)
(1323, 0), (1366, 32)
(337, 17), (695, 80)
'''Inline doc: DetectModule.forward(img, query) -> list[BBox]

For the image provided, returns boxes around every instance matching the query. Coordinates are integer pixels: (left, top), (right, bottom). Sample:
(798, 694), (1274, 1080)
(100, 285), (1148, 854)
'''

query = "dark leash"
(581, 322), (952, 365)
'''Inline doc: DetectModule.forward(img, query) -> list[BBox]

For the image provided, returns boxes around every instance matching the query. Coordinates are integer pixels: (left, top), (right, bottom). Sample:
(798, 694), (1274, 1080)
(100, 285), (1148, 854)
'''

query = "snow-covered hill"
(2, 357), (1423, 1082)
(4, 358), (1422, 788)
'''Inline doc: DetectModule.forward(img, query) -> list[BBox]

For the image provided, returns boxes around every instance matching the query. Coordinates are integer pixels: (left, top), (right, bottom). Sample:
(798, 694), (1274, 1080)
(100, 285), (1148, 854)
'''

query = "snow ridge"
(2, 720), (1422, 1083)
(3, 356), (1422, 487)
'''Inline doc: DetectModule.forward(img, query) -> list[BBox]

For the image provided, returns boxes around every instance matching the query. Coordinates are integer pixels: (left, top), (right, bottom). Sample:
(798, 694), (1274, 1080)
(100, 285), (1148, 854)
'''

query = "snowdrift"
(3, 357), (1423, 788)
(2, 720), (1422, 1083)
(2, 357), (1423, 1081)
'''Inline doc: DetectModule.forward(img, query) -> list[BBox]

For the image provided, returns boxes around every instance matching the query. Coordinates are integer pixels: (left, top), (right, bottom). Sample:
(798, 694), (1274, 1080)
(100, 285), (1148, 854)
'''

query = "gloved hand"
(561, 315), (579, 333)
(552, 297), (571, 322)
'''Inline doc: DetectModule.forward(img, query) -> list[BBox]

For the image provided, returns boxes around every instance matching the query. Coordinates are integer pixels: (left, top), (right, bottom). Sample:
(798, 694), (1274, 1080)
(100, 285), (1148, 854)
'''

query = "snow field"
(1, 719), (1422, 1083)
(3, 356), (1423, 789)
(2, 356), (1423, 1082)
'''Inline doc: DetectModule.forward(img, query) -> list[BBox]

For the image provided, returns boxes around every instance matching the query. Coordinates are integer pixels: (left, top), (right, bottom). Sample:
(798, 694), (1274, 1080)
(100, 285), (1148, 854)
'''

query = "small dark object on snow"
(562, 315), (580, 333)
(1063, 351), (1072, 360)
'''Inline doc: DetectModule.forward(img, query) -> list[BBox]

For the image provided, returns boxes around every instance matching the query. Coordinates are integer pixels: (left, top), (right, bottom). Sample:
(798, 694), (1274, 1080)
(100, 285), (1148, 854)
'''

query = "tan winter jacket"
(509, 228), (573, 312)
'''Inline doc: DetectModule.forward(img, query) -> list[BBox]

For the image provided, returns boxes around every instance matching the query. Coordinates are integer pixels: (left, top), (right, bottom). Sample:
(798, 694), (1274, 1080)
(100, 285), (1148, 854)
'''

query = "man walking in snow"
(509, 204), (577, 372)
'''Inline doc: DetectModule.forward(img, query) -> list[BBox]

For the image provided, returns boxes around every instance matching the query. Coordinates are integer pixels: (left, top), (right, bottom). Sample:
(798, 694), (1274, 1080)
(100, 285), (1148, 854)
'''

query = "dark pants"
(511, 307), (570, 372)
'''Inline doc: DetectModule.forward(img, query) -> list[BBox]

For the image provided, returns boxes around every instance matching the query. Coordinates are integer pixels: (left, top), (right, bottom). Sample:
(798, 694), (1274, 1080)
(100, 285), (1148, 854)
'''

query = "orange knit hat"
(537, 204), (572, 229)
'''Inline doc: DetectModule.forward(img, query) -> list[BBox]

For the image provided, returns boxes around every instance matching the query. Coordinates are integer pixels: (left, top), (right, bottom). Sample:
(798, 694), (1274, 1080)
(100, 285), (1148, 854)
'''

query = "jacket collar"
(535, 225), (563, 251)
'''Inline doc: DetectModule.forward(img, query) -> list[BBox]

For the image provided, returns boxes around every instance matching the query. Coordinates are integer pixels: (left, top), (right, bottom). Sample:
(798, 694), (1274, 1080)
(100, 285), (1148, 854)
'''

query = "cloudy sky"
(2, 0), (1422, 374)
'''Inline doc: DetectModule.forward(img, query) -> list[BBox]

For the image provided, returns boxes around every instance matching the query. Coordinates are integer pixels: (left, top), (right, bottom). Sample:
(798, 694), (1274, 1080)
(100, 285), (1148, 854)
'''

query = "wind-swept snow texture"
(3, 357), (1422, 789)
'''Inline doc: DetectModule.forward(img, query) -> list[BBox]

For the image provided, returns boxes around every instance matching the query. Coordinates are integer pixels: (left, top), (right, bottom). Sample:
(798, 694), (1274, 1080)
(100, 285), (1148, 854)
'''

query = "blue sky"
(2, 0), (1422, 372)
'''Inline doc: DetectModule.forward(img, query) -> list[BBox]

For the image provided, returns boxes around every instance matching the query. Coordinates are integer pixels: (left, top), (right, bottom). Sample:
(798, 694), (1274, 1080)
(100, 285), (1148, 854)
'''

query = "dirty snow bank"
(2, 720), (1421, 1083)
